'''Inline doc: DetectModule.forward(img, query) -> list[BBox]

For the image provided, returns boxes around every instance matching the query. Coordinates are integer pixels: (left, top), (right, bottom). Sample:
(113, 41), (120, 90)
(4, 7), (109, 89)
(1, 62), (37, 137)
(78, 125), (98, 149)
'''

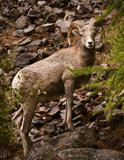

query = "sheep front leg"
(64, 79), (75, 131)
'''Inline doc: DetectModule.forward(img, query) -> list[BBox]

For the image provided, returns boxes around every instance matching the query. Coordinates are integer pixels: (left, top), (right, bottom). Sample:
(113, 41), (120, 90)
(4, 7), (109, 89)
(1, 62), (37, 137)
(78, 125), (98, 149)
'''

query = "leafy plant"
(71, 0), (124, 120)
(0, 52), (16, 154)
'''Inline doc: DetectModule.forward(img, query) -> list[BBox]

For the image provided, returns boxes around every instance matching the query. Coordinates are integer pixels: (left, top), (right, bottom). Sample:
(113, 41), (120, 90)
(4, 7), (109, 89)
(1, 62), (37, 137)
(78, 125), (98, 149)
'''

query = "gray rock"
(2, 7), (10, 16)
(26, 0), (37, 4)
(37, 1), (46, 7)
(15, 16), (28, 29)
(24, 143), (61, 160)
(0, 16), (8, 32)
(25, 126), (97, 160)
(76, 1), (93, 14)
(18, 37), (32, 46)
(14, 52), (38, 67)
(32, 116), (44, 126)
(24, 26), (35, 35)
(64, 11), (76, 21)
(13, 30), (24, 37)
(53, 8), (64, 17)
(34, 18), (44, 25)
(46, 13), (57, 23)
(15, 46), (27, 53)
(45, 5), (54, 13)
(50, 0), (62, 8)
(56, 19), (71, 33)
(36, 25), (46, 34)
(8, 8), (20, 19)
(65, 11), (75, 17)
(13, 156), (21, 160)
(27, 9), (41, 19)
(42, 23), (55, 32)
(59, 148), (124, 160)
(48, 106), (60, 116)
(27, 39), (42, 47)
(109, 109), (124, 127)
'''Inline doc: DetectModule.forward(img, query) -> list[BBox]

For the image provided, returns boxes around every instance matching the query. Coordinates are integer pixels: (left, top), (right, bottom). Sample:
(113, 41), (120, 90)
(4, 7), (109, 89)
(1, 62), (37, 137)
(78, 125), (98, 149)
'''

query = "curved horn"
(67, 23), (81, 46)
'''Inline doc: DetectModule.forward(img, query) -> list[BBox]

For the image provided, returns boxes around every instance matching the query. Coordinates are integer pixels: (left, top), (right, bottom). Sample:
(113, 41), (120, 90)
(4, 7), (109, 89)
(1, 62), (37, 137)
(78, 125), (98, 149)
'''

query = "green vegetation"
(72, 0), (124, 120)
(0, 53), (15, 150)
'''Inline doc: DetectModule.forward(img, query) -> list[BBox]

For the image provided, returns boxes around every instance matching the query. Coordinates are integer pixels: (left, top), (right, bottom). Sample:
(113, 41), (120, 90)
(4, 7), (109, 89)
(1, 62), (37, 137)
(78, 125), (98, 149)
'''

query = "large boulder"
(59, 148), (124, 160)
(25, 126), (97, 160)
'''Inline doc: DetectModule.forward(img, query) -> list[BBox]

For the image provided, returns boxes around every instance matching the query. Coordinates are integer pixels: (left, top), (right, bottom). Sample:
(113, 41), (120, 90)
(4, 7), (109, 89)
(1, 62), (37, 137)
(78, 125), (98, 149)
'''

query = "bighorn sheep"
(12, 18), (98, 156)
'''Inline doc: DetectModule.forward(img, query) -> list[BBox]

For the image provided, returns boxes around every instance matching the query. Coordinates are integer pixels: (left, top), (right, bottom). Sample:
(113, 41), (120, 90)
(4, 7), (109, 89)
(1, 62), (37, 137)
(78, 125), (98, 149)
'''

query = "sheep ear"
(95, 27), (102, 34)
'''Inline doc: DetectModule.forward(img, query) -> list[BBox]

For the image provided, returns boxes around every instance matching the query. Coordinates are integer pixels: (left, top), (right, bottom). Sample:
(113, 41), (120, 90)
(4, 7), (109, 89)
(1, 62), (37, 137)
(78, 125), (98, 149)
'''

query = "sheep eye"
(80, 32), (84, 36)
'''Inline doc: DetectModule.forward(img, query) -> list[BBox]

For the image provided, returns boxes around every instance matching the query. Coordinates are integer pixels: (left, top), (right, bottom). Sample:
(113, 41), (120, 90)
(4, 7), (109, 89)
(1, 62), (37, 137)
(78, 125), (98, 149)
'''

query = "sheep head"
(68, 18), (98, 49)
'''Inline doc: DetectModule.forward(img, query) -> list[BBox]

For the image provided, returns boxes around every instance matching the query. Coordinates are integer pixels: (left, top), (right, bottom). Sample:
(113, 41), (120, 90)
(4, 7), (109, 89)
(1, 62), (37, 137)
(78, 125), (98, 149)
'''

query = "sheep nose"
(88, 41), (93, 45)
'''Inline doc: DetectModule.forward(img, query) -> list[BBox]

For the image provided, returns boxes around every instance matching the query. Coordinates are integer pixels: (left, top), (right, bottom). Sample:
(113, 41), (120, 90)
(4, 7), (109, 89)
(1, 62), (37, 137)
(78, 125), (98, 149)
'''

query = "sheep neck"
(76, 40), (96, 66)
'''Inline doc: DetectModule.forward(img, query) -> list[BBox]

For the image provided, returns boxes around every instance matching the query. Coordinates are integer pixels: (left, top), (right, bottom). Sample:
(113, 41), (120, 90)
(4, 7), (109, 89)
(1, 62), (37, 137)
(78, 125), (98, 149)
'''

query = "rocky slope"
(1, 0), (124, 160)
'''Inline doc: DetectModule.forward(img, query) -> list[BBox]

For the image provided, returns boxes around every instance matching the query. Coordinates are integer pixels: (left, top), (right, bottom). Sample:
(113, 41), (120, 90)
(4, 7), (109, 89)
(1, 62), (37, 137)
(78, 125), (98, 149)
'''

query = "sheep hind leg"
(20, 101), (36, 156)
(62, 104), (68, 130)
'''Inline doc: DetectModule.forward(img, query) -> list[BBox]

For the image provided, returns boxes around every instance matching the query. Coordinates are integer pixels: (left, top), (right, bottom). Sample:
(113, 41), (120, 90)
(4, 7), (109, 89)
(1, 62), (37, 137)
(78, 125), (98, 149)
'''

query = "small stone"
(26, 0), (37, 4)
(64, 11), (76, 21)
(87, 92), (92, 97)
(100, 63), (109, 69)
(45, 6), (54, 13)
(65, 10), (75, 16)
(2, 7), (9, 16)
(46, 13), (57, 23)
(36, 25), (46, 34)
(34, 18), (44, 25)
(15, 46), (27, 53)
(27, 9), (41, 19)
(38, 106), (50, 113)
(53, 8), (64, 16)
(42, 23), (55, 32)
(24, 26), (35, 35)
(13, 30), (24, 37)
(44, 125), (55, 135)
(48, 106), (60, 116)
(18, 37), (32, 46)
(13, 156), (21, 160)
(94, 104), (104, 112)
(14, 52), (38, 67)
(27, 39), (42, 47)
(73, 103), (87, 115)
(41, 38), (47, 45)
(32, 116), (44, 126)
(15, 16), (28, 29)
(0, 16), (8, 32)
(56, 19), (71, 33)
(60, 110), (65, 120)
(37, 1), (46, 7)
(8, 8), (20, 19)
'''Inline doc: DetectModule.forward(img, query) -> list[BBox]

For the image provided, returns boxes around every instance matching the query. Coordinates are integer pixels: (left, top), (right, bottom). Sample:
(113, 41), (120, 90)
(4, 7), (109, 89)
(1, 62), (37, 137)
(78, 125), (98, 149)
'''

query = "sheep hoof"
(69, 126), (75, 132)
